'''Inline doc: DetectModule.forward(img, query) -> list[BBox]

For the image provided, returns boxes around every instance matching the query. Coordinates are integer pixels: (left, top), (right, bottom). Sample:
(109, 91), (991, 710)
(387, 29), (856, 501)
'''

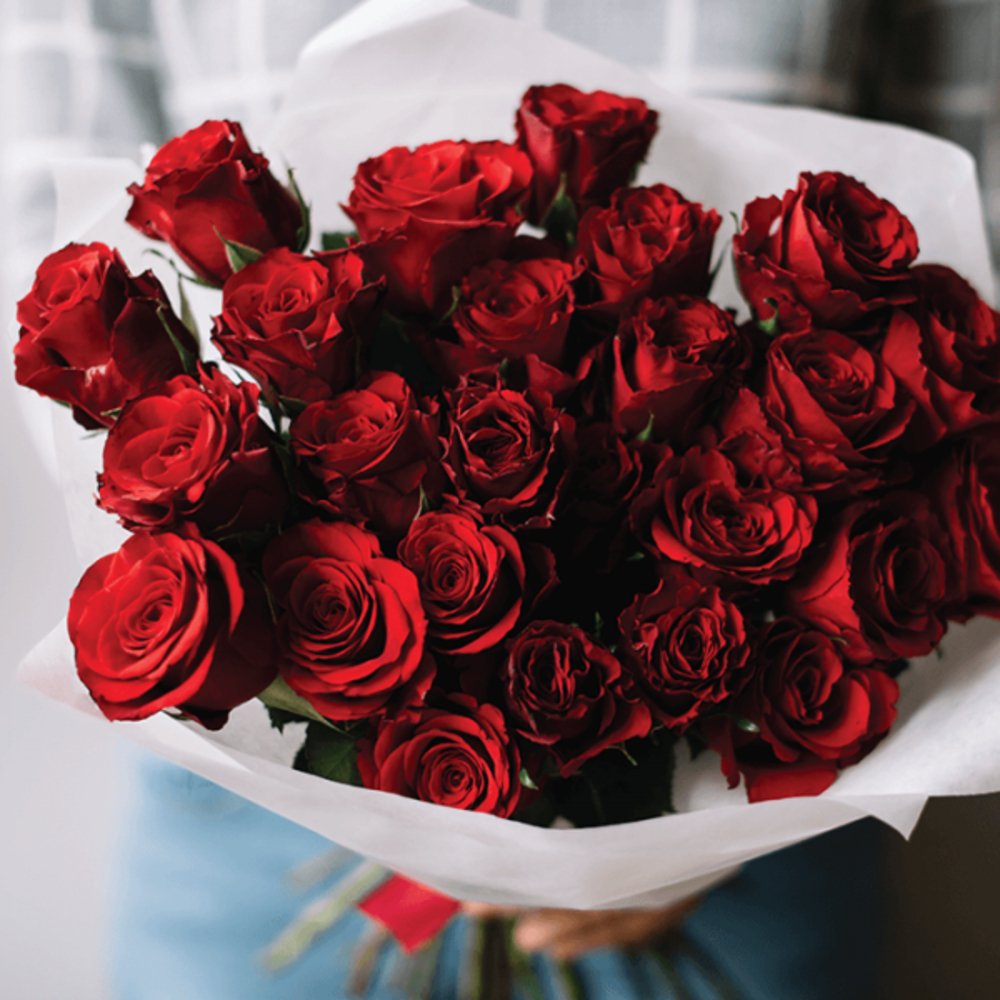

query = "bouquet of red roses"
(15, 0), (1000, 931)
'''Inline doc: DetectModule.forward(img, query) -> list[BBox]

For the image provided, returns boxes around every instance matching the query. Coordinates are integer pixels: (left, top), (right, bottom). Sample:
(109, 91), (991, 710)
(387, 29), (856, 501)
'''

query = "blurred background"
(1, 1), (998, 997)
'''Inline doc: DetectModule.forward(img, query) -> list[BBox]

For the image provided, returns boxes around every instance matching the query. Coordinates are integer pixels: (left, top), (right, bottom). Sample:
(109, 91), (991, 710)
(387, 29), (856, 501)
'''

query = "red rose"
(67, 529), (276, 728)
(515, 83), (658, 222)
(290, 372), (438, 538)
(213, 247), (383, 404)
(710, 619), (898, 802)
(14, 242), (195, 429)
(419, 257), (577, 382)
(345, 139), (532, 316)
(611, 295), (749, 442)
(618, 571), (749, 730)
(97, 365), (287, 536)
(126, 120), (303, 286)
(397, 507), (525, 656)
(632, 446), (817, 587)
(502, 621), (651, 775)
(735, 171), (917, 332)
(576, 184), (720, 317)
(881, 264), (1000, 449)
(262, 520), (431, 722)
(762, 328), (913, 494)
(441, 372), (573, 528)
(357, 694), (521, 817)
(786, 494), (951, 664)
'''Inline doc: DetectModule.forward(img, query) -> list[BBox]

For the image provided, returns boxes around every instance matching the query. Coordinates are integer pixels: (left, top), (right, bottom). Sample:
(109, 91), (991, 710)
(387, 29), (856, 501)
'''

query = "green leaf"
(156, 306), (197, 374)
(258, 676), (336, 729)
(757, 298), (781, 337)
(320, 230), (358, 251)
(519, 767), (539, 791)
(287, 168), (312, 252)
(542, 173), (578, 247)
(220, 235), (264, 273)
(298, 721), (360, 785)
(176, 276), (200, 344)
(735, 715), (760, 734)
(635, 410), (656, 443)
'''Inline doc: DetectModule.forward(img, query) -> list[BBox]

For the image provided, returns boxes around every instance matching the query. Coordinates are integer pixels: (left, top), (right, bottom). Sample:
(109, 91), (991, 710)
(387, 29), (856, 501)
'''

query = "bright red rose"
(345, 139), (532, 316)
(213, 247), (383, 404)
(576, 184), (720, 317)
(515, 83), (658, 222)
(709, 619), (898, 802)
(67, 529), (276, 728)
(882, 264), (1000, 449)
(611, 295), (749, 442)
(762, 328), (913, 494)
(734, 171), (917, 332)
(420, 257), (576, 382)
(786, 494), (951, 664)
(14, 242), (195, 429)
(290, 372), (438, 538)
(502, 621), (651, 775)
(441, 371), (573, 528)
(357, 693), (521, 817)
(98, 365), (287, 535)
(263, 520), (431, 722)
(618, 571), (749, 730)
(126, 120), (303, 286)
(398, 507), (525, 656)
(632, 445), (817, 587)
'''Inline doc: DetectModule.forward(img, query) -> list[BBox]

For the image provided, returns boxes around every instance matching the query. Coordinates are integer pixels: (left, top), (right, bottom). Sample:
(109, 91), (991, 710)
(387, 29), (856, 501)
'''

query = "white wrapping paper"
(18, 0), (1000, 909)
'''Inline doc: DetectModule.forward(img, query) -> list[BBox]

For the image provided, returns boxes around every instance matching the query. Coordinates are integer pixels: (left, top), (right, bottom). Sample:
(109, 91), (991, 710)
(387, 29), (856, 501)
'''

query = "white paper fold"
(17, 0), (1000, 909)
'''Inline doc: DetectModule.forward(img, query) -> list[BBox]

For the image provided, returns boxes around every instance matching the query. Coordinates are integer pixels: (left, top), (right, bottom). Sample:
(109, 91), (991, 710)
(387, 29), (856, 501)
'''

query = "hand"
(463, 897), (700, 960)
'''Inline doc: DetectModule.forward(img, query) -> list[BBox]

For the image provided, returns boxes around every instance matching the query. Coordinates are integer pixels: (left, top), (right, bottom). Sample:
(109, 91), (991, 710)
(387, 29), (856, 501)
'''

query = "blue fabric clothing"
(111, 754), (884, 1000)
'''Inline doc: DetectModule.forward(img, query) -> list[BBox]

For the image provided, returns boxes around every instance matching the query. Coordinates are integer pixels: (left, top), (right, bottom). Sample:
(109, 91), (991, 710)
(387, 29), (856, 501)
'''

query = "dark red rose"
(344, 139), (532, 316)
(212, 247), (383, 404)
(611, 295), (749, 442)
(398, 506), (525, 656)
(126, 119), (303, 286)
(14, 242), (195, 429)
(786, 494), (951, 664)
(441, 372), (573, 528)
(262, 520), (431, 722)
(420, 257), (576, 382)
(618, 570), (749, 730)
(290, 372), (438, 538)
(882, 264), (1000, 449)
(632, 445), (817, 587)
(67, 529), (276, 729)
(934, 432), (1000, 616)
(709, 619), (898, 802)
(762, 328), (913, 494)
(515, 83), (658, 222)
(98, 365), (287, 535)
(734, 171), (918, 332)
(576, 184), (720, 318)
(502, 621), (651, 775)
(357, 693), (521, 817)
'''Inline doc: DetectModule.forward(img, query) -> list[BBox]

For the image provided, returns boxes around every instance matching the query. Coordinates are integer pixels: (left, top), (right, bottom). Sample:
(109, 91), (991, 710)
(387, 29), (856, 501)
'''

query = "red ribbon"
(357, 874), (462, 952)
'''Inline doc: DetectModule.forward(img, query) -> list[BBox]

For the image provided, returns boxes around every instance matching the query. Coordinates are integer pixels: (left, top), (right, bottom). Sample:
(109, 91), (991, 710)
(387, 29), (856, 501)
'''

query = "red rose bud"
(126, 120), (303, 286)
(632, 445), (817, 587)
(98, 365), (287, 536)
(515, 83), (658, 223)
(213, 246), (383, 404)
(710, 619), (898, 802)
(398, 507), (525, 656)
(358, 694), (521, 817)
(419, 257), (576, 383)
(345, 139), (532, 317)
(734, 171), (918, 333)
(611, 295), (750, 443)
(576, 184), (720, 318)
(881, 264), (1000, 450)
(263, 520), (432, 722)
(502, 620), (651, 776)
(290, 372), (439, 538)
(14, 242), (196, 429)
(786, 494), (951, 664)
(619, 570), (749, 730)
(67, 529), (276, 728)
(762, 328), (913, 495)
